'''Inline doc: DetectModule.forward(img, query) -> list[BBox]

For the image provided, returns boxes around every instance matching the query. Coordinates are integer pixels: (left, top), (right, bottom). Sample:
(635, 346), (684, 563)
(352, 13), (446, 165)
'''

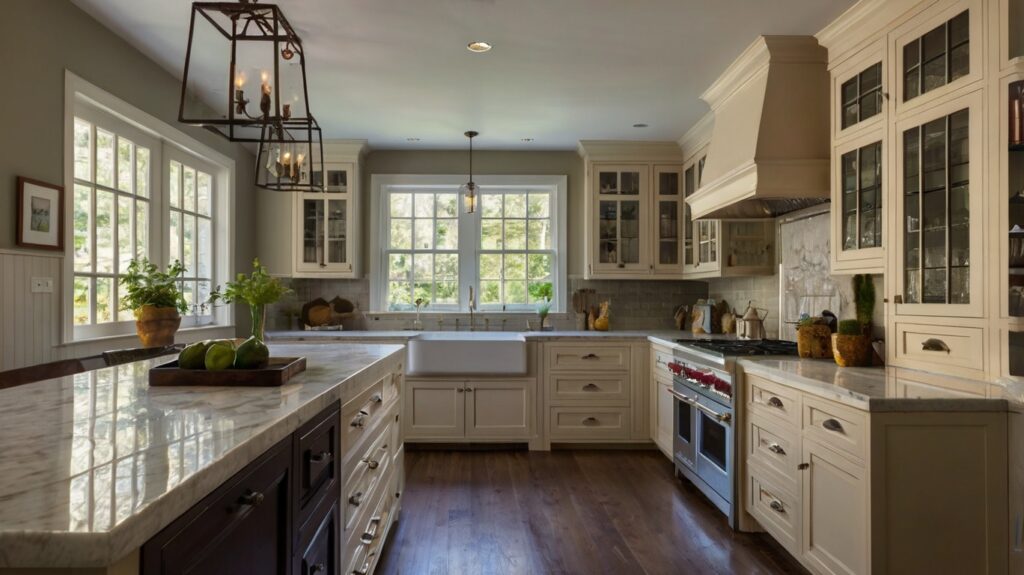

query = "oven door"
(670, 383), (697, 471)
(694, 394), (732, 503)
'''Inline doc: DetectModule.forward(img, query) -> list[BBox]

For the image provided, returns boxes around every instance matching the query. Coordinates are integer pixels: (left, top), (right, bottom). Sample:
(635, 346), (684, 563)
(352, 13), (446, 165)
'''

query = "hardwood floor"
(377, 449), (805, 575)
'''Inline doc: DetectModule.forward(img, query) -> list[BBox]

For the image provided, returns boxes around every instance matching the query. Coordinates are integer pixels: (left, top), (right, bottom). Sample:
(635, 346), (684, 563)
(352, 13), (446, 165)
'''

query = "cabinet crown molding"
(576, 140), (685, 163)
(701, 36), (826, 109)
(678, 112), (714, 159)
(323, 139), (369, 161)
(815, 0), (924, 65)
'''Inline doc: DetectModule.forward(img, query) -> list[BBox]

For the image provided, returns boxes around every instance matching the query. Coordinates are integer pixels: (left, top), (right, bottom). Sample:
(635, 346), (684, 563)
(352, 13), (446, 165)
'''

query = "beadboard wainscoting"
(0, 250), (62, 371)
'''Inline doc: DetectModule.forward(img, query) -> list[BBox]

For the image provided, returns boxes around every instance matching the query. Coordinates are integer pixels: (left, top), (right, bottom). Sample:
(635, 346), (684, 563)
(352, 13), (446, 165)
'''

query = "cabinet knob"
(310, 450), (332, 463)
(350, 415), (366, 428)
(617, 263), (625, 269)
(349, 491), (364, 506)
(582, 417), (599, 426)
(362, 457), (380, 470)
(581, 353), (599, 360)
(457, 387), (464, 393)
(466, 387), (474, 392)
(311, 562), (326, 573)
(239, 490), (265, 507)
(768, 499), (786, 514)
(371, 393), (384, 404)
(767, 443), (786, 455)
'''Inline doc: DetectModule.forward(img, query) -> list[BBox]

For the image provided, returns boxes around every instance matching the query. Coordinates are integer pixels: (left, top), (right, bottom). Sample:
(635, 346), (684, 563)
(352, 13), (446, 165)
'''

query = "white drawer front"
(547, 344), (631, 372)
(893, 322), (985, 377)
(549, 374), (630, 405)
(549, 406), (631, 440)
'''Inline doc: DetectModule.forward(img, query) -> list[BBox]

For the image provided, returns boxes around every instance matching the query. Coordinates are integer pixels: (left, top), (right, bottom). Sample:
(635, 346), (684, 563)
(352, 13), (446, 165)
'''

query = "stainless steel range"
(664, 339), (798, 528)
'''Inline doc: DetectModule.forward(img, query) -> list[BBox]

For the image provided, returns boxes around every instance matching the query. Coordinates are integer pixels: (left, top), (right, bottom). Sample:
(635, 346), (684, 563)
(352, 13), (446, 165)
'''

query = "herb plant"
(119, 259), (188, 316)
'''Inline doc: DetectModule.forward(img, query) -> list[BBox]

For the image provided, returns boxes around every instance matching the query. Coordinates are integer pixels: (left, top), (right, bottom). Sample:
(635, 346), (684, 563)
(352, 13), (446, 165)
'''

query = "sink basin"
(406, 332), (527, 376)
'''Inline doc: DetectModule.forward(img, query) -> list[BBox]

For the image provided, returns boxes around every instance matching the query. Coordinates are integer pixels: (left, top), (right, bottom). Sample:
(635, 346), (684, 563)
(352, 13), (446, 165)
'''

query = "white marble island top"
(0, 343), (404, 568)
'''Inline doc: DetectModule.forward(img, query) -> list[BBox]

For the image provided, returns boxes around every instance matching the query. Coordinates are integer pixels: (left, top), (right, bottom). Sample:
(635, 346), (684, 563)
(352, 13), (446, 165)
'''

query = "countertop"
(267, 329), (730, 347)
(738, 358), (1013, 412)
(0, 343), (404, 568)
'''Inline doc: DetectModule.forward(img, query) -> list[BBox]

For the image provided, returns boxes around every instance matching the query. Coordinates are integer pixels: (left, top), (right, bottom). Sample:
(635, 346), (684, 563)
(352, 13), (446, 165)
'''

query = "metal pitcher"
(737, 302), (768, 340)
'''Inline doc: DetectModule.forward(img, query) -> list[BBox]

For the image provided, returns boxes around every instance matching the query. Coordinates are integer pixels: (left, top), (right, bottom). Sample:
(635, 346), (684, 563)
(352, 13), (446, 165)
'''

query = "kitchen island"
(0, 343), (405, 573)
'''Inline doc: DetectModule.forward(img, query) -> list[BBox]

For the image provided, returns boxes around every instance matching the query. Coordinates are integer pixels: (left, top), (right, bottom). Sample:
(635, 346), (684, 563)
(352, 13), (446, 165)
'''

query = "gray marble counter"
(0, 343), (404, 568)
(738, 358), (1010, 412)
(267, 329), (732, 348)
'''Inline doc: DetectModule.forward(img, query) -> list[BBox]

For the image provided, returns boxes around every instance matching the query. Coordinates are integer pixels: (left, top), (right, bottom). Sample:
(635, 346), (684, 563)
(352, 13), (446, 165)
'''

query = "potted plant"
(120, 258), (188, 348)
(209, 258), (291, 341)
(533, 283), (553, 330)
(832, 274), (875, 367)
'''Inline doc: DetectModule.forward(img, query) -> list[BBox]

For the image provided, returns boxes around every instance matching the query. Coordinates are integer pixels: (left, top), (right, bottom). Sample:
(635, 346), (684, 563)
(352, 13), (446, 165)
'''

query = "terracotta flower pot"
(135, 305), (181, 348)
(832, 333), (872, 367)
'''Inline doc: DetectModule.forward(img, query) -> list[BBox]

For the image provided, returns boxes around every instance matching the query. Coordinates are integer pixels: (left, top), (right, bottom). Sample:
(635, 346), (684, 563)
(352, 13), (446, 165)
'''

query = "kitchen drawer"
(297, 498), (339, 575)
(746, 374), (801, 430)
(893, 322), (986, 378)
(345, 467), (397, 575)
(342, 375), (388, 453)
(548, 406), (631, 440)
(747, 462), (801, 556)
(888, 367), (987, 399)
(747, 417), (800, 489)
(295, 402), (340, 527)
(802, 395), (868, 463)
(549, 374), (630, 405)
(382, 368), (403, 407)
(547, 344), (631, 372)
(344, 424), (393, 531)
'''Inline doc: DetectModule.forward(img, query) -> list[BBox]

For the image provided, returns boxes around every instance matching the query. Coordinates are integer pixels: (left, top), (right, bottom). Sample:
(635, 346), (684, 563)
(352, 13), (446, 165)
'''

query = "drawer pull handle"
(457, 387), (464, 393)
(768, 499), (786, 514)
(310, 562), (326, 573)
(351, 415), (366, 428)
(822, 418), (845, 433)
(798, 463), (809, 471)
(360, 515), (383, 545)
(239, 490), (265, 507)
(583, 383), (600, 391)
(310, 450), (332, 463)
(466, 387), (474, 392)
(349, 491), (364, 506)
(371, 393), (384, 404)
(767, 443), (786, 455)
(766, 396), (784, 409)
(352, 551), (377, 575)
(921, 338), (951, 353)
(362, 457), (380, 470)
(581, 353), (599, 360)
(582, 417), (599, 426)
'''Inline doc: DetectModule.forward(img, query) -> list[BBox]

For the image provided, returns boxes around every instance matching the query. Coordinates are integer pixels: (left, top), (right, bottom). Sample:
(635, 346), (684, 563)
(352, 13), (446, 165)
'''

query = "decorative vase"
(135, 305), (182, 348)
(797, 325), (833, 359)
(832, 333), (873, 367)
(250, 304), (267, 342)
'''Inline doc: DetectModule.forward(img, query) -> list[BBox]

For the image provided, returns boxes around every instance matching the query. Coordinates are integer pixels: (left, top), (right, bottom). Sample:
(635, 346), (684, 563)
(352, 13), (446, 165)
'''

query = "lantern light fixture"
(254, 118), (325, 192)
(460, 131), (480, 214)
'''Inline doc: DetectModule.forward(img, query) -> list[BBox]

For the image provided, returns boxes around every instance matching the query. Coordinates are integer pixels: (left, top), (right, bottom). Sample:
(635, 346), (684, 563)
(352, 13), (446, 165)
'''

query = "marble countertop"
(738, 358), (1011, 412)
(267, 329), (730, 347)
(0, 343), (404, 568)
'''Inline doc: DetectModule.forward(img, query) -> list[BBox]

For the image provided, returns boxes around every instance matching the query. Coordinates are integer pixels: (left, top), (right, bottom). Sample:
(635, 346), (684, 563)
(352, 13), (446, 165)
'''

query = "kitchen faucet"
(468, 286), (476, 331)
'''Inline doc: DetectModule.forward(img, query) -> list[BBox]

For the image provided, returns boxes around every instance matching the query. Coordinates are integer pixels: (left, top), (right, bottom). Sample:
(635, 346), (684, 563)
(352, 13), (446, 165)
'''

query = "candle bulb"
(259, 71), (271, 117)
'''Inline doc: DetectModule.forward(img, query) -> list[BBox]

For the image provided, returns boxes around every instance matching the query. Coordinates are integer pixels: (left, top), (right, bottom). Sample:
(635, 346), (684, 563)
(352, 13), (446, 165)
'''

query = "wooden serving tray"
(148, 357), (307, 387)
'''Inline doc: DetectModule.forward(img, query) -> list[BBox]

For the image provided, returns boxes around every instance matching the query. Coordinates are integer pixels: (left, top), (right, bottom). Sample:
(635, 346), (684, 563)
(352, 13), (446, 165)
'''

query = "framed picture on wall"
(16, 177), (64, 251)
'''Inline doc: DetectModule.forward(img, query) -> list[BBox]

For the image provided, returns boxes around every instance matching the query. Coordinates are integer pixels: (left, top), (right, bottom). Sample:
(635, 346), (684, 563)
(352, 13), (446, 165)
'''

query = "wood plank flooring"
(377, 449), (805, 575)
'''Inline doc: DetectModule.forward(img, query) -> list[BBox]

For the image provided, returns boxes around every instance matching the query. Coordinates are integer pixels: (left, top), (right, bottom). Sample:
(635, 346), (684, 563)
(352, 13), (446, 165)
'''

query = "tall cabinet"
(257, 140), (366, 278)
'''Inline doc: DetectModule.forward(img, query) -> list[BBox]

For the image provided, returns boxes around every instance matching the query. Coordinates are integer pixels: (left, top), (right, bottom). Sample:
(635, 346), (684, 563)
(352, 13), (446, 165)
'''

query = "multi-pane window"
(841, 142), (883, 250)
(478, 190), (553, 308)
(379, 179), (562, 312)
(72, 116), (153, 326)
(903, 11), (969, 102)
(386, 190), (460, 310)
(168, 159), (215, 314)
(841, 63), (883, 129)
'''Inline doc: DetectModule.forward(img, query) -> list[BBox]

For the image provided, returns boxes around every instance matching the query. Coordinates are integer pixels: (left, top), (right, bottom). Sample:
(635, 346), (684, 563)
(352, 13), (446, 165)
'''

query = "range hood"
(688, 36), (830, 220)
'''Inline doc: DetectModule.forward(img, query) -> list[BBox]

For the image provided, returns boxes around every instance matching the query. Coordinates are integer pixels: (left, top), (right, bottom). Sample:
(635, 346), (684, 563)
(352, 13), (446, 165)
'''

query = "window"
(841, 63), (883, 129)
(372, 175), (566, 313)
(66, 74), (233, 341)
(903, 11), (969, 102)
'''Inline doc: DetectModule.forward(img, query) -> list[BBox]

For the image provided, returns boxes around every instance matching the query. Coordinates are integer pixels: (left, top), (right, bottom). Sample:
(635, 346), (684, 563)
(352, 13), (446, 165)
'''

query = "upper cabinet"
(257, 140), (367, 278)
(1000, 0), (1024, 69)
(580, 141), (685, 279)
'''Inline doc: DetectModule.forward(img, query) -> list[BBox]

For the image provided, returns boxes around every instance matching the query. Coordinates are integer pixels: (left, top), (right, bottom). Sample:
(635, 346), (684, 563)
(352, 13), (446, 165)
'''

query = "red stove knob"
(666, 362), (683, 375)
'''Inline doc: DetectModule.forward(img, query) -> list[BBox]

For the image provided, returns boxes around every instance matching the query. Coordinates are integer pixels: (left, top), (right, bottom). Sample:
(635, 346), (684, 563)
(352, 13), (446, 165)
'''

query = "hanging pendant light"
(254, 117), (324, 191)
(178, 1), (314, 142)
(460, 131), (480, 214)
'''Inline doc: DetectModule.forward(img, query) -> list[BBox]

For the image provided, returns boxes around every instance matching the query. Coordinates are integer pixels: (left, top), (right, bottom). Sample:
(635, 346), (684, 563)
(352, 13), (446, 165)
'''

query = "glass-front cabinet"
(832, 133), (885, 272)
(653, 165), (684, 273)
(295, 163), (354, 274)
(1002, 0), (1024, 66)
(894, 90), (984, 318)
(593, 164), (649, 275)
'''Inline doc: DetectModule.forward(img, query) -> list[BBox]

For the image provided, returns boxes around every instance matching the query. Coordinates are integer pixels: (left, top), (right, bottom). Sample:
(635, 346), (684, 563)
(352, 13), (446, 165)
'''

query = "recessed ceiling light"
(406, 137), (421, 142)
(521, 138), (534, 142)
(467, 41), (492, 53)
(633, 123), (649, 128)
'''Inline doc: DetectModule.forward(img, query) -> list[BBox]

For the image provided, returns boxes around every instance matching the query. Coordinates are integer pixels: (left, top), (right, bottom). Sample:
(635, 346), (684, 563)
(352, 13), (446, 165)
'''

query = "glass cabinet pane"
(1012, 0), (1024, 61)
(698, 221), (717, 265)
(326, 168), (348, 192)
(658, 201), (679, 265)
(841, 142), (883, 251)
(903, 11), (969, 102)
(1009, 81), (1024, 316)
(302, 198), (323, 265)
(841, 63), (883, 129)
(1011, 332), (1024, 376)
(903, 108), (970, 305)
(621, 200), (640, 264)
(599, 201), (618, 264)
(326, 199), (347, 264)
(684, 166), (695, 266)
(598, 169), (641, 195)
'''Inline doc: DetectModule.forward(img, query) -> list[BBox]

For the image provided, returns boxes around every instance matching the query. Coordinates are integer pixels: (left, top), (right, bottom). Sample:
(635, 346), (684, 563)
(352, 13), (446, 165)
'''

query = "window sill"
(60, 324), (236, 348)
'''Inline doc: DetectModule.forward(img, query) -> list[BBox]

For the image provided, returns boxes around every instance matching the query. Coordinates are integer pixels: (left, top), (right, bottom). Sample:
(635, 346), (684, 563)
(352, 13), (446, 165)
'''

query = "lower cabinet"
(297, 499), (340, 575)
(404, 378), (535, 441)
(650, 344), (675, 459)
(801, 440), (868, 575)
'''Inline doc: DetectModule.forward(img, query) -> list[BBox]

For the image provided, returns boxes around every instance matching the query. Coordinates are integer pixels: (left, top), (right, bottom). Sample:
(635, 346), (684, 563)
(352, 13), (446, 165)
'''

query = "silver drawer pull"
(371, 393), (384, 404)
(767, 396), (784, 409)
(583, 383), (600, 391)
(238, 490), (264, 507)
(351, 551), (377, 575)
(310, 450), (331, 463)
(360, 515), (383, 545)
(362, 457), (380, 470)
(822, 418), (845, 433)
(582, 417), (599, 426)
(349, 491), (364, 506)
(767, 443), (786, 455)
(921, 338), (951, 353)
(581, 353), (599, 360)
(350, 414), (366, 428)
(769, 499), (786, 514)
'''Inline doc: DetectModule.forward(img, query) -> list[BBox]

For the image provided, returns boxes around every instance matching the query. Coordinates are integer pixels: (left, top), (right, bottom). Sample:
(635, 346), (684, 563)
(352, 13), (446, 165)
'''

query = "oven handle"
(667, 388), (732, 424)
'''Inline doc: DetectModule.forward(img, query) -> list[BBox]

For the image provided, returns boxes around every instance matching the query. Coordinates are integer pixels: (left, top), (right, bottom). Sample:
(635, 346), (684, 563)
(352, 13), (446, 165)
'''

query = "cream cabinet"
(256, 140), (366, 278)
(742, 371), (1009, 575)
(650, 344), (675, 459)
(579, 141), (685, 279)
(403, 378), (535, 442)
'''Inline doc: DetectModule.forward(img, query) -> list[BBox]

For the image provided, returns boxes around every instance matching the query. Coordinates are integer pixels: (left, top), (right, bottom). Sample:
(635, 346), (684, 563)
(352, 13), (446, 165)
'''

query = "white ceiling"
(72, 0), (855, 150)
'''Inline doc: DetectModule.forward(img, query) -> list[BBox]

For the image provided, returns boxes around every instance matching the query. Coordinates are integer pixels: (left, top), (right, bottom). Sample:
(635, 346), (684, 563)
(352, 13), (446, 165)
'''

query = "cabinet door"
(403, 380), (464, 439)
(465, 380), (533, 439)
(297, 500), (339, 575)
(1002, 75), (1024, 320)
(801, 441), (868, 575)
(695, 220), (721, 273)
(833, 131), (885, 273)
(296, 163), (355, 275)
(894, 89), (984, 318)
(297, 193), (325, 272)
(655, 379), (674, 458)
(682, 163), (698, 271)
(141, 439), (293, 575)
(653, 165), (684, 274)
(592, 164), (650, 275)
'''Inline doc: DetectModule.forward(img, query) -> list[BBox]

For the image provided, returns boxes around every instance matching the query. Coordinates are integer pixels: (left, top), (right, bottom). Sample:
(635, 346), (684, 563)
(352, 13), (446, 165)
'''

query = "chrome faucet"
(468, 286), (477, 331)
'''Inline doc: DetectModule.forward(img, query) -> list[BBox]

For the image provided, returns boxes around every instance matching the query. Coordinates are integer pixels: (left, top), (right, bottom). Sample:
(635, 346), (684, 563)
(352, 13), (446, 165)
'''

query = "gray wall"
(0, 1), (257, 336)
(362, 150), (586, 275)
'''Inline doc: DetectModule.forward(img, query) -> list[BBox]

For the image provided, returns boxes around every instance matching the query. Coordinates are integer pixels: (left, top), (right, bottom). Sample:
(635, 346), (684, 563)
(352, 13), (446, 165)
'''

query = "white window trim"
(369, 174), (567, 314)
(63, 71), (235, 343)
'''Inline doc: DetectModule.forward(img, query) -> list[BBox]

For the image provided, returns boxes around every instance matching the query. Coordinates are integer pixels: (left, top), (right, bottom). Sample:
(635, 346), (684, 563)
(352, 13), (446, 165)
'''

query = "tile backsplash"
(267, 277), (707, 332)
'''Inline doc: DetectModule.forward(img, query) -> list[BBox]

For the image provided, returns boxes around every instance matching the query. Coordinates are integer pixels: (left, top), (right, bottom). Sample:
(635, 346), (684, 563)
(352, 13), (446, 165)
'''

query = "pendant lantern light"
(178, 0), (313, 143)
(254, 118), (325, 192)
(460, 131), (480, 214)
